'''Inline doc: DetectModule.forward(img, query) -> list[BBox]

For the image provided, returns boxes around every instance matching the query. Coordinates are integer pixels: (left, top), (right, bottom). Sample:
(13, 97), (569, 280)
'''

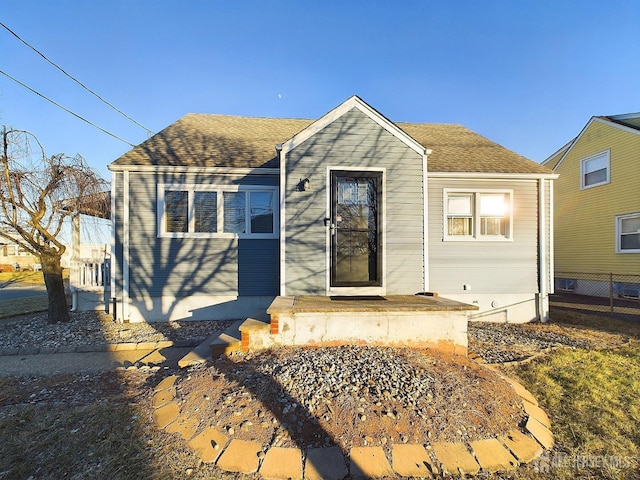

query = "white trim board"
(279, 96), (426, 157)
(553, 116), (640, 171)
(108, 165), (280, 175)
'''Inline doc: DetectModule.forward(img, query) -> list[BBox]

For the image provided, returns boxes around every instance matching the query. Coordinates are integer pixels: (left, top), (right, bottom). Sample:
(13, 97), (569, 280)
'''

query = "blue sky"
(1, 0), (639, 181)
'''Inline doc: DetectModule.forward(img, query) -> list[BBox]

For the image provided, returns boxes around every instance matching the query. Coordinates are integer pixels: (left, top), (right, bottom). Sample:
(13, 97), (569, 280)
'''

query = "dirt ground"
(174, 348), (525, 458)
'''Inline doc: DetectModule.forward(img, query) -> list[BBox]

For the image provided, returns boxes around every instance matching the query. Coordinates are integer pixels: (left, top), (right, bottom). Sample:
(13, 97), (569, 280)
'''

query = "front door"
(330, 171), (382, 287)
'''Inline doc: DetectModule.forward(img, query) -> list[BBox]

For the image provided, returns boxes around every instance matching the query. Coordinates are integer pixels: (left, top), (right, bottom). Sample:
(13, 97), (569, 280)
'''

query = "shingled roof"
(111, 112), (552, 175)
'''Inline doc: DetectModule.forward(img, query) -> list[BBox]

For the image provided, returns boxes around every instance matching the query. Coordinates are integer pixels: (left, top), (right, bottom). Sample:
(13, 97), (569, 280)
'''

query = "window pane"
(250, 191), (274, 233)
(621, 233), (640, 250)
(165, 191), (188, 233)
(585, 155), (608, 173)
(584, 168), (607, 186)
(583, 154), (608, 186)
(194, 191), (217, 233)
(448, 195), (472, 215)
(621, 217), (640, 234)
(448, 217), (472, 236)
(481, 217), (505, 236)
(224, 191), (246, 233)
(479, 194), (505, 216)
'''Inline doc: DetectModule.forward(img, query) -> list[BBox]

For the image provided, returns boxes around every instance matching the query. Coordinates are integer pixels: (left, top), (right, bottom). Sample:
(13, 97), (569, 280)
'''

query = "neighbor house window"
(158, 184), (277, 238)
(617, 213), (640, 253)
(444, 190), (512, 240)
(581, 150), (610, 189)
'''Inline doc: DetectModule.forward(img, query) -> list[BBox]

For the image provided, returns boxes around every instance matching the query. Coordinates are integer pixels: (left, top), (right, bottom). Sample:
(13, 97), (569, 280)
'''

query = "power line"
(0, 21), (154, 135)
(0, 69), (135, 147)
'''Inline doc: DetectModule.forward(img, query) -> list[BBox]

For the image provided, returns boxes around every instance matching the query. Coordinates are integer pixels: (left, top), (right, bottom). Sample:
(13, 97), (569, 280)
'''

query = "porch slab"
(289, 294), (477, 313)
(264, 295), (475, 354)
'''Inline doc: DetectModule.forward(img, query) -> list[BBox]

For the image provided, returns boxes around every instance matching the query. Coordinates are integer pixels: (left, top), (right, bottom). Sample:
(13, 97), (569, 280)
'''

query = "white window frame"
(616, 213), (640, 253)
(580, 149), (610, 189)
(157, 184), (278, 239)
(443, 189), (514, 241)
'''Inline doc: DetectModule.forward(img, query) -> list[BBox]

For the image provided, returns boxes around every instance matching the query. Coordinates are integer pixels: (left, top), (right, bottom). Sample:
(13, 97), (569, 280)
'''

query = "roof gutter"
(108, 164), (280, 175)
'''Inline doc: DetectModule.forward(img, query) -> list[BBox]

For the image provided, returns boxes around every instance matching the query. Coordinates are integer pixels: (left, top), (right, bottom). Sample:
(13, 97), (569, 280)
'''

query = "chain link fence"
(551, 272), (640, 321)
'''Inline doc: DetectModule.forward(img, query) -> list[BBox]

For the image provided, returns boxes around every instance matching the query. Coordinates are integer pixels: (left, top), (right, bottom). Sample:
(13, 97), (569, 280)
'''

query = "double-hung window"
(581, 150), (610, 189)
(444, 190), (513, 241)
(158, 184), (278, 238)
(617, 213), (640, 253)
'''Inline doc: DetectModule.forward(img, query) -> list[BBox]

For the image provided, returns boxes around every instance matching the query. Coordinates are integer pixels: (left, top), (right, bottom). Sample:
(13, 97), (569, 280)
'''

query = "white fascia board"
(108, 164), (280, 175)
(554, 116), (640, 171)
(598, 117), (640, 136)
(541, 139), (574, 168)
(279, 95), (426, 156)
(427, 171), (558, 180)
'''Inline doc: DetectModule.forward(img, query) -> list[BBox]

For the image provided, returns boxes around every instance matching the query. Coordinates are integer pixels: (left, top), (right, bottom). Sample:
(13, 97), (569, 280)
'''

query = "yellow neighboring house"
(542, 113), (640, 296)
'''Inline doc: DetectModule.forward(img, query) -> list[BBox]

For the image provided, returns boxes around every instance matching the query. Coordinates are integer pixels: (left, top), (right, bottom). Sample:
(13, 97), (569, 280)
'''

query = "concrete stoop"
(178, 295), (477, 368)
(152, 366), (553, 479)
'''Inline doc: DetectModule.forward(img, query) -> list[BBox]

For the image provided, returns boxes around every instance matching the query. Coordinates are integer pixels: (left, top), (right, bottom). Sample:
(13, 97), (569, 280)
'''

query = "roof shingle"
(111, 112), (553, 175)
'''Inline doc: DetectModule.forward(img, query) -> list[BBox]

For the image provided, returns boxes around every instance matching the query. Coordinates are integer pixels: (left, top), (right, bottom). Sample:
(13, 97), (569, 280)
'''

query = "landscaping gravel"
(468, 321), (592, 363)
(249, 345), (437, 415)
(1, 309), (597, 364)
(0, 310), (233, 352)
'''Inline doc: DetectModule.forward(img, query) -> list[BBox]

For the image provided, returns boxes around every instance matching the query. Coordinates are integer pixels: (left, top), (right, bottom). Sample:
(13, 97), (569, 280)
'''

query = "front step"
(178, 319), (243, 368)
(237, 310), (272, 352)
(210, 320), (243, 357)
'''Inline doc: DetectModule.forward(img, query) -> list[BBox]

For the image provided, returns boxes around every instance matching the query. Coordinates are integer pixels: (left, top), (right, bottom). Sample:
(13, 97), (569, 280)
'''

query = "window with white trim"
(444, 190), (513, 240)
(581, 150), (610, 189)
(617, 213), (640, 253)
(158, 184), (278, 238)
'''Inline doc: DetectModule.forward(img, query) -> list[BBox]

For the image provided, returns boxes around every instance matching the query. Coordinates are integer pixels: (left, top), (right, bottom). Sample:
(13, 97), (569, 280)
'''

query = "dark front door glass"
(331, 171), (382, 287)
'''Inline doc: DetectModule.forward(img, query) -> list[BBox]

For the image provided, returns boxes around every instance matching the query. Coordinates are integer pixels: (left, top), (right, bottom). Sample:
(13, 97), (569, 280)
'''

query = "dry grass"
(505, 310), (640, 480)
(0, 296), (50, 319)
(0, 271), (45, 284)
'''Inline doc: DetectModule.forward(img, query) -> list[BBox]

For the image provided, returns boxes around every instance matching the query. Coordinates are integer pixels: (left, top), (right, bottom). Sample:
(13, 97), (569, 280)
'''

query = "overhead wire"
(0, 20), (154, 136)
(0, 69), (135, 147)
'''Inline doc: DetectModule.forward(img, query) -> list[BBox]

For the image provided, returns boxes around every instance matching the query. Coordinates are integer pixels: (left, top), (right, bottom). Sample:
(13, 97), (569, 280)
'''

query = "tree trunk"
(41, 252), (70, 323)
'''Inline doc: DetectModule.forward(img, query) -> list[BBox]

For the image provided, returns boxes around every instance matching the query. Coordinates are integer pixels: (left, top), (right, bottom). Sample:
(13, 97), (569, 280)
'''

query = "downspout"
(70, 213), (80, 312)
(109, 170), (116, 317)
(549, 180), (555, 295)
(276, 144), (286, 296)
(538, 178), (548, 322)
(122, 170), (130, 321)
(422, 149), (432, 293)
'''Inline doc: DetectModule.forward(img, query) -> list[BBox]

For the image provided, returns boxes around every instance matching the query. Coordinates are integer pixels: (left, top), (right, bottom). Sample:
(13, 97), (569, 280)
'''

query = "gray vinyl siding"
(124, 171), (279, 300)
(428, 178), (540, 294)
(284, 108), (425, 294)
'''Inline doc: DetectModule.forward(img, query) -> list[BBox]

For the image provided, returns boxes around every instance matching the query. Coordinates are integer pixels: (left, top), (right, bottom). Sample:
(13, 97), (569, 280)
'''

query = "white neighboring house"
(0, 230), (39, 271)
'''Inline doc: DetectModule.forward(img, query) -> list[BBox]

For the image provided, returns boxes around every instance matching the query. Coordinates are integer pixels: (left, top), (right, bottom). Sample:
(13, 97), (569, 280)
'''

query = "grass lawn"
(507, 311), (640, 479)
(0, 296), (50, 319)
(0, 269), (70, 319)
(0, 270), (45, 285)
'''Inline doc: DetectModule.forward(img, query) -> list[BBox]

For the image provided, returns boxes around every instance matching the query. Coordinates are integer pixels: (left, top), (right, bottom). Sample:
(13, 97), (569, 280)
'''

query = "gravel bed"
(0, 310), (234, 351)
(468, 321), (592, 363)
(179, 344), (524, 451)
(249, 345), (436, 415)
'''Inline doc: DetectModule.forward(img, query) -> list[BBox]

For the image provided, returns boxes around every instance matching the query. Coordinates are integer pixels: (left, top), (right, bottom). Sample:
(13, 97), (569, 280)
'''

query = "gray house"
(108, 96), (556, 325)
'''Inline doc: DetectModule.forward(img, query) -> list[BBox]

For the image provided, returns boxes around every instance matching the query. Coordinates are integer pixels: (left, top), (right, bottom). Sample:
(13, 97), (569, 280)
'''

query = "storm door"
(330, 171), (382, 287)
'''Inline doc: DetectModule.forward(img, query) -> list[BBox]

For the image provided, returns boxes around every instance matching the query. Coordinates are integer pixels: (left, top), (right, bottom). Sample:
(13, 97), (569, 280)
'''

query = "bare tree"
(0, 126), (109, 323)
